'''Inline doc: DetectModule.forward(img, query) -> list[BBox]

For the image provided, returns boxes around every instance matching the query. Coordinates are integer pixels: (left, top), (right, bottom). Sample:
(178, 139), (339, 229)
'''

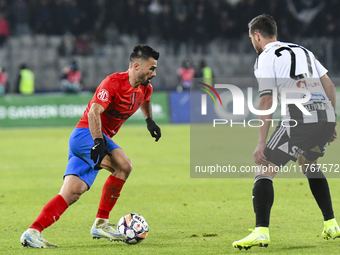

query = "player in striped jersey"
(233, 14), (339, 250)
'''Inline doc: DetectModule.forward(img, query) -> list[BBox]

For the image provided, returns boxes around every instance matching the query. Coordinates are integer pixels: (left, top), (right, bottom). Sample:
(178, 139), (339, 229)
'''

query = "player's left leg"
(298, 156), (340, 239)
(21, 175), (88, 248)
(91, 147), (132, 242)
(298, 121), (339, 239)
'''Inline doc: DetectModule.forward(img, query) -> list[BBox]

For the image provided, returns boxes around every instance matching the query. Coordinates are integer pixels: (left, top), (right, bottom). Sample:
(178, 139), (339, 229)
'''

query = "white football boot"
(90, 218), (127, 242)
(20, 228), (57, 248)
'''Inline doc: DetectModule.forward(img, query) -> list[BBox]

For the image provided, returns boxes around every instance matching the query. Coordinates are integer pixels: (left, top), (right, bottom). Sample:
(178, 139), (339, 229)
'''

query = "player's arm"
(88, 102), (105, 139)
(254, 95), (273, 165)
(141, 100), (161, 142)
(88, 102), (112, 169)
(320, 74), (336, 109)
(320, 74), (337, 144)
(141, 100), (152, 119)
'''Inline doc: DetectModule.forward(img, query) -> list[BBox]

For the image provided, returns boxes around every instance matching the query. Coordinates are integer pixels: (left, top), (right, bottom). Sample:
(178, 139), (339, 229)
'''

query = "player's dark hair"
(248, 14), (277, 39)
(130, 44), (159, 62)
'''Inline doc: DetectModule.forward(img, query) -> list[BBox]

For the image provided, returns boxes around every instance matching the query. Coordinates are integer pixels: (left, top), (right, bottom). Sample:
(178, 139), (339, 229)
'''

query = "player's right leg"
(232, 162), (278, 250)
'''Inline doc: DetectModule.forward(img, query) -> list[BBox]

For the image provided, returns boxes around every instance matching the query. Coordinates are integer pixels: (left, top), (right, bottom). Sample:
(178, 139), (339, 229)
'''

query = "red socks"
(29, 176), (125, 232)
(96, 175), (125, 219)
(30, 194), (68, 232)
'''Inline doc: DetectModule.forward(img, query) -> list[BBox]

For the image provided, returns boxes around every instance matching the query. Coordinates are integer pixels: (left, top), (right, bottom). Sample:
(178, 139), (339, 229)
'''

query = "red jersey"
(66, 70), (81, 83)
(177, 67), (195, 83)
(76, 71), (153, 138)
(0, 72), (6, 86)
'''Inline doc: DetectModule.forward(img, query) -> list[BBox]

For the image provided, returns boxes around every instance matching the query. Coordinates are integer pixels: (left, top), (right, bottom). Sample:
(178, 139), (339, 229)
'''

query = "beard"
(138, 73), (151, 86)
(254, 43), (263, 55)
(141, 79), (150, 86)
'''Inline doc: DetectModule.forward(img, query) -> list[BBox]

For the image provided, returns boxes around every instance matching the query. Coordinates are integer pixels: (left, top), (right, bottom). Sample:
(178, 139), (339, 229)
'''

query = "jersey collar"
(263, 41), (281, 52)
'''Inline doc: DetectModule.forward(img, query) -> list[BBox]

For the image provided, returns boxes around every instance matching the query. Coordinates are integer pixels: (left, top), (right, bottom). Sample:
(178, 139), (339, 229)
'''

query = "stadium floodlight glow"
(201, 84), (312, 116)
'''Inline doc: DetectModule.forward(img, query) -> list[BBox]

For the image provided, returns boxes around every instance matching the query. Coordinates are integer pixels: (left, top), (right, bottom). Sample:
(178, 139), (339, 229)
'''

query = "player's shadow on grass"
(281, 245), (318, 250)
(62, 242), (127, 249)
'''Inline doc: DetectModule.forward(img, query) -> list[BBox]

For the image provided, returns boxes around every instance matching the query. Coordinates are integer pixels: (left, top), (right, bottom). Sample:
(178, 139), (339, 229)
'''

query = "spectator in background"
(0, 0), (7, 15)
(50, 0), (66, 35)
(126, 0), (138, 35)
(0, 12), (9, 46)
(148, 0), (163, 37)
(91, 21), (105, 56)
(9, 0), (30, 36)
(193, 7), (208, 54)
(105, 21), (121, 45)
(65, 0), (82, 35)
(35, 0), (53, 35)
(160, 3), (174, 49)
(16, 63), (35, 95)
(91, 21), (106, 46)
(286, 0), (325, 36)
(177, 58), (195, 92)
(136, 4), (149, 43)
(195, 59), (213, 86)
(91, 0), (107, 27)
(61, 60), (83, 93)
(0, 66), (7, 96)
(58, 32), (76, 57)
(75, 33), (93, 56)
(173, 11), (190, 55)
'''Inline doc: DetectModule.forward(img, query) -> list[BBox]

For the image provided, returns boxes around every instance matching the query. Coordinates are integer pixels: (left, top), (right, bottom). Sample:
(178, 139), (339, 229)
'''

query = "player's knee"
(297, 156), (306, 166)
(60, 190), (83, 206)
(120, 160), (133, 175)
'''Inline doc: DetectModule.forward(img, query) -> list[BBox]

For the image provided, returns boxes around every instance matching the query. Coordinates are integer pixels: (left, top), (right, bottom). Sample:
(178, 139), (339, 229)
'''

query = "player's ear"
(254, 32), (261, 42)
(133, 62), (140, 71)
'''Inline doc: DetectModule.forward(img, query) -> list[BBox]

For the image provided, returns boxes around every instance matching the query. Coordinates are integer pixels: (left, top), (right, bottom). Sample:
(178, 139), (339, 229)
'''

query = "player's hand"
(146, 118), (161, 142)
(253, 142), (267, 165)
(91, 138), (112, 170)
(328, 127), (337, 145)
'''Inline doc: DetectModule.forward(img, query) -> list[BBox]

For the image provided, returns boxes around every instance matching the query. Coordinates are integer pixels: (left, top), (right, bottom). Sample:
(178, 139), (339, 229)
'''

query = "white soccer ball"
(117, 213), (149, 244)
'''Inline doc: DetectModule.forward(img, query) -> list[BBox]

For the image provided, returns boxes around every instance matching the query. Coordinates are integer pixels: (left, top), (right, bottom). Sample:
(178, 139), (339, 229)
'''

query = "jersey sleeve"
(92, 76), (115, 109)
(255, 53), (276, 97)
(314, 58), (328, 77)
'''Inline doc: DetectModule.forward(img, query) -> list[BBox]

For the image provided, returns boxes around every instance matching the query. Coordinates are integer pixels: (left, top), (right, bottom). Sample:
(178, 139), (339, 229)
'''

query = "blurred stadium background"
(0, 0), (339, 91)
(0, 0), (340, 127)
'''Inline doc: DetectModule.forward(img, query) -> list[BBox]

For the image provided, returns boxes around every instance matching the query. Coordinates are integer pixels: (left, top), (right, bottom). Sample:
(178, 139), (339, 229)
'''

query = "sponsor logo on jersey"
(97, 89), (109, 102)
(107, 108), (131, 120)
(304, 102), (330, 112)
(310, 94), (326, 101)
(296, 80), (307, 89)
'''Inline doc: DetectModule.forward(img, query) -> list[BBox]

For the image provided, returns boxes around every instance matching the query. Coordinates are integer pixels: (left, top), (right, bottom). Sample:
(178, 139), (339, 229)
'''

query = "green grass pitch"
(1, 124), (340, 254)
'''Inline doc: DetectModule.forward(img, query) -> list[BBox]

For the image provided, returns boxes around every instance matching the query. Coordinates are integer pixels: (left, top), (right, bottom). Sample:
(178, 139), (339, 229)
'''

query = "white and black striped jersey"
(254, 41), (336, 123)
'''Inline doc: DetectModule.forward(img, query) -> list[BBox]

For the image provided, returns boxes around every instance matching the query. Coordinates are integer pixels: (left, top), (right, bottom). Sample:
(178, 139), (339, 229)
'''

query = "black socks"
(253, 176), (274, 228)
(305, 168), (334, 221)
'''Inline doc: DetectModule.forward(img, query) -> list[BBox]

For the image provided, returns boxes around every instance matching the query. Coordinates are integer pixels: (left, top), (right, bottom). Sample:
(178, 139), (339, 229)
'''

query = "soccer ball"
(117, 213), (149, 244)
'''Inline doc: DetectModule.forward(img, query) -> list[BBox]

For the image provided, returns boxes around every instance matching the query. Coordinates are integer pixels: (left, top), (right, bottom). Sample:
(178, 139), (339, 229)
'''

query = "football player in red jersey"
(20, 45), (161, 248)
